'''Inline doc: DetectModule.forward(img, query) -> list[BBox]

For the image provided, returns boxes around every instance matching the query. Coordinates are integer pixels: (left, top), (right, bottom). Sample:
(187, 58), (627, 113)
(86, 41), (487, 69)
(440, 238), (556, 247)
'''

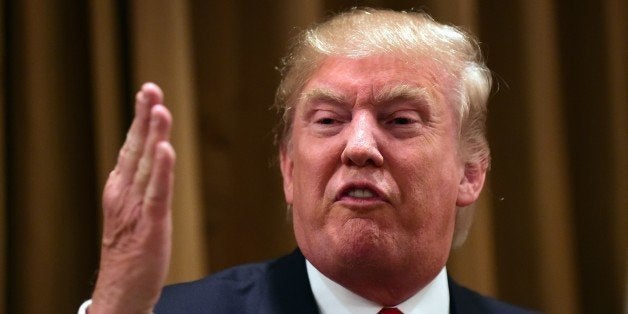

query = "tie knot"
(378, 307), (403, 314)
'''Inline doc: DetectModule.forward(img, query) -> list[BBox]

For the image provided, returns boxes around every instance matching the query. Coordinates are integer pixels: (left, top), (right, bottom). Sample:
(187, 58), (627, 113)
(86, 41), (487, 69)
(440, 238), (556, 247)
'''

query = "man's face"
(280, 54), (484, 283)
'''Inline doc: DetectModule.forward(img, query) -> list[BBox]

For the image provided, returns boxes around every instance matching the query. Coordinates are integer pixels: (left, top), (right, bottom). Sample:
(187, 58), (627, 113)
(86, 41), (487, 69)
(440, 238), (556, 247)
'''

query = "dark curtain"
(2, 0), (625, 313)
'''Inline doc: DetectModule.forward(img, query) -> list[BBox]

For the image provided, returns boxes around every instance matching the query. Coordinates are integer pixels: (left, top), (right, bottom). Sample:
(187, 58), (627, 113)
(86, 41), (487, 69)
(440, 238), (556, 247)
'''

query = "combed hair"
(274, 8), (492, 247)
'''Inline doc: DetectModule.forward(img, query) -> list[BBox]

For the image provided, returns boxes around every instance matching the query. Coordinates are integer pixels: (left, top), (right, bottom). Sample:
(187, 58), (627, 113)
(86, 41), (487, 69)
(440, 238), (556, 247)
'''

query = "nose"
(340, 113), (384, 167)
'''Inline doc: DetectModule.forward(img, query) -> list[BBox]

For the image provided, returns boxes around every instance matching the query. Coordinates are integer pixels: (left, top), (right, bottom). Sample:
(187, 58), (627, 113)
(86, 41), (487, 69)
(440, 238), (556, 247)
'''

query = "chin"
(331, 218), (397, 268)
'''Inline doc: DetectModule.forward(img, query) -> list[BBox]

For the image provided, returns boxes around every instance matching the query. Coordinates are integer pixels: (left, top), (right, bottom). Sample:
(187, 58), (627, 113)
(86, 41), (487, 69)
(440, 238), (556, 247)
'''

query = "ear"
(279, 145), (294, 205)
(456, 161), (487, 207)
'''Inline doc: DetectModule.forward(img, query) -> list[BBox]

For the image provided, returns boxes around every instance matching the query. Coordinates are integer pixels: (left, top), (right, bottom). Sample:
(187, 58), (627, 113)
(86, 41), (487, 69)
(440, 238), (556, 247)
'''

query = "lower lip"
(336, 196), (387, 207)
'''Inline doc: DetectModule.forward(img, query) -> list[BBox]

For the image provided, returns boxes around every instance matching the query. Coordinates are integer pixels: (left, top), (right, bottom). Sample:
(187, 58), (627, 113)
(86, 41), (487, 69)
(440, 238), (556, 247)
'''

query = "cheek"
(290, 139), (340, 218)
(293, 156), (326, 202)
(295, 134), (342, 179)
(392, 149), (460, 234)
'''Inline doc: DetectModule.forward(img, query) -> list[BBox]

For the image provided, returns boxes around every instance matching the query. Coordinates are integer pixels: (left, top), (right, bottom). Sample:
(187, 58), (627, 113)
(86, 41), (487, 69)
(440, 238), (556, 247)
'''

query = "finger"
(115, 83), (164, 185)
(131, 104), (173, 195)
(144, 141), (176, 221)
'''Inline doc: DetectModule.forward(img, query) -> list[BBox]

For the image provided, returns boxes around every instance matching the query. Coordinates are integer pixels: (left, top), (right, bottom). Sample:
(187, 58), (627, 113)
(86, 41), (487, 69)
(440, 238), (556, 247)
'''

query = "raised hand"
(90, 83), (175, 314)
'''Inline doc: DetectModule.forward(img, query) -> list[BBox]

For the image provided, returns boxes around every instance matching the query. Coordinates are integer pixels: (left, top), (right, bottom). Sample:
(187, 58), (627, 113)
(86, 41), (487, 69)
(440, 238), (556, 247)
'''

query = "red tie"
(378, 308), (403, 314)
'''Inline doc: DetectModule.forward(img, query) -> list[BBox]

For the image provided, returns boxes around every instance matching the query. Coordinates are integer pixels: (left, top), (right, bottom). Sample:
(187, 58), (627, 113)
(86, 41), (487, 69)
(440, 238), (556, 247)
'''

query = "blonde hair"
(275, 8), (492, 246)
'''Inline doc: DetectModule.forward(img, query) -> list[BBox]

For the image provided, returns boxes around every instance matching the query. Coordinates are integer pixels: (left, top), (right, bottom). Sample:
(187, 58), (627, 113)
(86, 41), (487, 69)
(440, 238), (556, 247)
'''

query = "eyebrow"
(300, 84), (432, 108)
(374, 84), (432, 105)
(300, 88), (347, 106)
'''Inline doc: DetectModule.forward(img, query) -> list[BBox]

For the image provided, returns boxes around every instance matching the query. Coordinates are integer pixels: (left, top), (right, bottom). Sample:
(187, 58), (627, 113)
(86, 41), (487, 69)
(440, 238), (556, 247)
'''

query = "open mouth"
(346, 188), (375, 198)
(336, 183), (386, 202)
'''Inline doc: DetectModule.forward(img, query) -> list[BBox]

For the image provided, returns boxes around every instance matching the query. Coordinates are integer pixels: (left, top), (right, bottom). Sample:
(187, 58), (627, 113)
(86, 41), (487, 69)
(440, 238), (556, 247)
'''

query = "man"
(82, 8), (534, 314)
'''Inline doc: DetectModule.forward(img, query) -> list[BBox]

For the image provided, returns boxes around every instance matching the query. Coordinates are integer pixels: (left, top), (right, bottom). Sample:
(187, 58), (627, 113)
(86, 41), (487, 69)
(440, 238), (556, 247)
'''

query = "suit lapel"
(264, 248), (320, 314)
(449, 275), (484, 314)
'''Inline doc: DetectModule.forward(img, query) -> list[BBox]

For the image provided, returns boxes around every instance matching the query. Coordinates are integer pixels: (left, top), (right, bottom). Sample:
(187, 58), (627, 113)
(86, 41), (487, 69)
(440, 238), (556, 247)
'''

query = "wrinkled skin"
(91, 83), (176, 314)
(280, 55), (486, 305)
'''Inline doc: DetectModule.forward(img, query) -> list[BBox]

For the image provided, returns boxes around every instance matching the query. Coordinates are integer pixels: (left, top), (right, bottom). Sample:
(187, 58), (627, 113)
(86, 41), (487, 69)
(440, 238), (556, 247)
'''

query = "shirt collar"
(306, 260), (450, 314)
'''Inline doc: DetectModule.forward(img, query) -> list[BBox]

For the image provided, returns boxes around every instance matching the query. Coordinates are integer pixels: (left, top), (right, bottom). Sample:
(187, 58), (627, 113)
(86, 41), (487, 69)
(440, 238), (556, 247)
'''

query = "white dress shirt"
(306, 260), (450, 314)
(79, 260), (450, 314)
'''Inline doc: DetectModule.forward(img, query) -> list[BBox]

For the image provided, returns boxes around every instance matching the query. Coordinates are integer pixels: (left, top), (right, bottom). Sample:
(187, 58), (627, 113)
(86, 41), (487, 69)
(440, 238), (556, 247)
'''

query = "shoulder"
(154, 249), (318, 314)
(448, 278), (538, 314)
(154, 260), (270, 313)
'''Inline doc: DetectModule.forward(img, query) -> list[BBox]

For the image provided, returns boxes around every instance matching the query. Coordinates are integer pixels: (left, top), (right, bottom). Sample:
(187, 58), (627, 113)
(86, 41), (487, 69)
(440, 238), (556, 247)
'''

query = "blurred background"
(1, 0), (625, 313)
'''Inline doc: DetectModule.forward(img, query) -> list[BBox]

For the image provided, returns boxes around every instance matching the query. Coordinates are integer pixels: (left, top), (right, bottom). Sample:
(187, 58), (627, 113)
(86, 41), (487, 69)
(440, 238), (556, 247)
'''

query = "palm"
(91, 83), (175, 314)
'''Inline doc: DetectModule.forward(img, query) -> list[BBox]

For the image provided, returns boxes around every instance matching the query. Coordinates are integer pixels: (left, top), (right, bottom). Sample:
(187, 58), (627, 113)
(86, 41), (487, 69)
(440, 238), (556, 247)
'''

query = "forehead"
(300, 55), (447, 102)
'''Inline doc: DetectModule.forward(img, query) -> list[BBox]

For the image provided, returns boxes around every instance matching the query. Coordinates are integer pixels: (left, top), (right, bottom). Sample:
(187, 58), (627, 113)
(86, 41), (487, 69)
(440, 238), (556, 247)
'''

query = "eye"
(311, 110), (346, 126)
(309, 110), (346, 136)
(385, 112), (420, 126)
(390, 117), (415, 125)
(316, 117), (337, 125)
(383, 110), (423, 137)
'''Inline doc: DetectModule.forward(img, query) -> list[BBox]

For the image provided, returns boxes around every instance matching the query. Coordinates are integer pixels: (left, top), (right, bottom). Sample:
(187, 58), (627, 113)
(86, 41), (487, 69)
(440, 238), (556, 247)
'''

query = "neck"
(317, 262), (442, 306)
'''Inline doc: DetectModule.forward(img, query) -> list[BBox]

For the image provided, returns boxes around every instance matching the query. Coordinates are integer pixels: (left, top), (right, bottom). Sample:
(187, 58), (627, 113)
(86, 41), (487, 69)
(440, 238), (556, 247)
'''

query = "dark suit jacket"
(155, 249), (535, 313)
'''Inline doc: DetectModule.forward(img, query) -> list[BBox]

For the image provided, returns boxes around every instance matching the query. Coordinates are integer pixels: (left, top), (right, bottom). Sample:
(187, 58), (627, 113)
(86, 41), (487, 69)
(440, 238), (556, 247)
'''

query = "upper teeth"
(348, 189), (374, 198)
